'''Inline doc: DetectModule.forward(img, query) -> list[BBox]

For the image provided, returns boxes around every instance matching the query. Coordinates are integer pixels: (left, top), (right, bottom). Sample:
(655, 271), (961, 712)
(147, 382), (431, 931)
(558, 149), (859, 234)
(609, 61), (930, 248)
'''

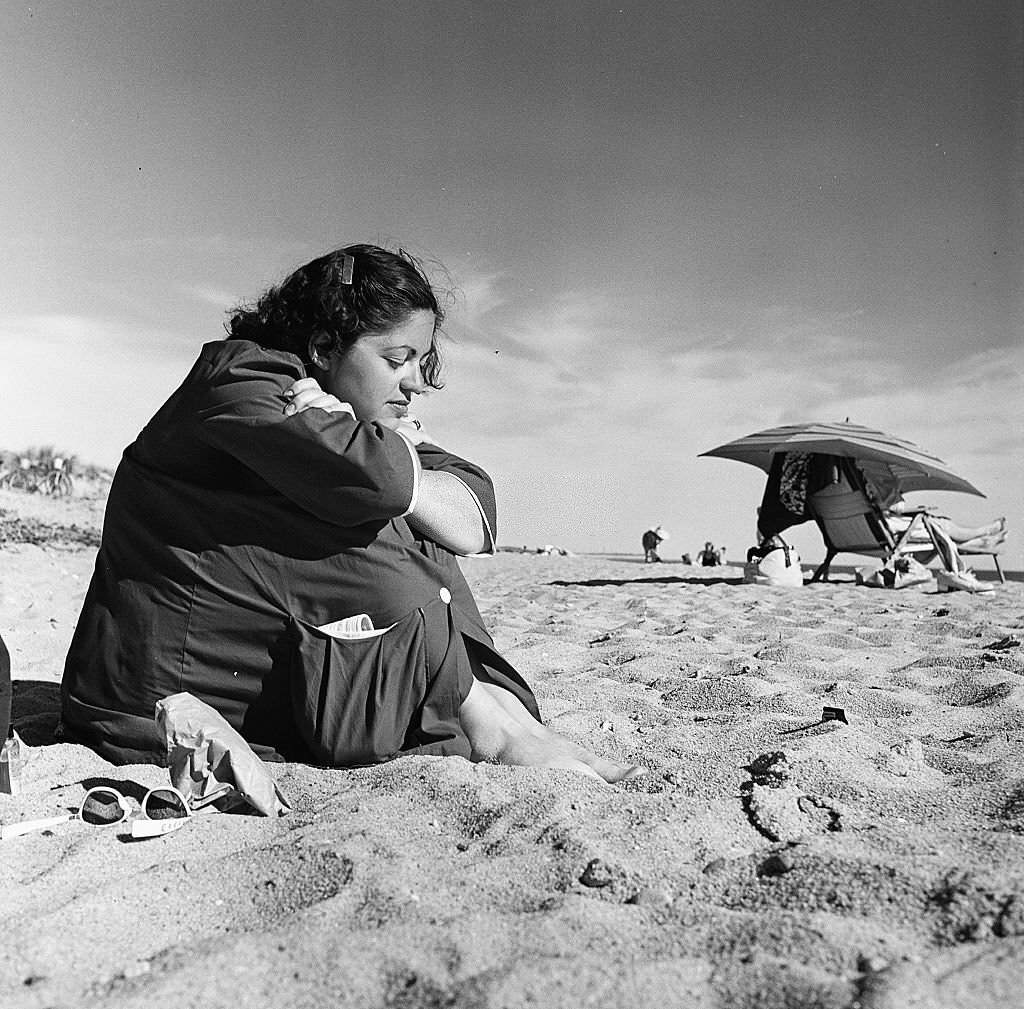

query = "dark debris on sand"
(0, 508), (101, 549)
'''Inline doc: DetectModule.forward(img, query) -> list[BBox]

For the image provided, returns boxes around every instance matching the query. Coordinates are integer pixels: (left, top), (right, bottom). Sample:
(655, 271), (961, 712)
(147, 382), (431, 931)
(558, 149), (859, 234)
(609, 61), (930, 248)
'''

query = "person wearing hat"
(642, 525), (667, 563)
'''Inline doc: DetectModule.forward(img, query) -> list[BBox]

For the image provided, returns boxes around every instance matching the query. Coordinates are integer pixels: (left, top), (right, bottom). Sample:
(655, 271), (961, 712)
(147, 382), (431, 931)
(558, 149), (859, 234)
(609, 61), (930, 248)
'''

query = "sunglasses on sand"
(1, 782), (232, 841)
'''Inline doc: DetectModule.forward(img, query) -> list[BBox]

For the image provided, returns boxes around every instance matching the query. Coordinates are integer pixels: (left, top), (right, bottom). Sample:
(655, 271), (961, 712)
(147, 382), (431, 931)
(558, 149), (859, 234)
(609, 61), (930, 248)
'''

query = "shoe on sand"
(936, 569), (995, 594)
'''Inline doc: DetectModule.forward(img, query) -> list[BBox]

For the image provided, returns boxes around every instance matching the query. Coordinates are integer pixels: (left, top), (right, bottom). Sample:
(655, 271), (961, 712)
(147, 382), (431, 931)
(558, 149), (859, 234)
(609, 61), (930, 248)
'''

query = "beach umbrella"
(700, 421), (985, 497)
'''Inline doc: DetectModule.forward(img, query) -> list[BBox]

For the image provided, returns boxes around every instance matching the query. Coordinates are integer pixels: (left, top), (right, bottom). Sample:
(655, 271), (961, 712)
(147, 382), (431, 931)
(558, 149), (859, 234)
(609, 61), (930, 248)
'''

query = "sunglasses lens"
(80, 789), (128, 825)
(144, 789), (189, 820)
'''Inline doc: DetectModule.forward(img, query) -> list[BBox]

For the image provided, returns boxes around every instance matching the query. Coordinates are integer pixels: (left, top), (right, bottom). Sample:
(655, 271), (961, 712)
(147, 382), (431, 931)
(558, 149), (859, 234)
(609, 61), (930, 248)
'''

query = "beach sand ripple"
(2, 512), (1023, 1007)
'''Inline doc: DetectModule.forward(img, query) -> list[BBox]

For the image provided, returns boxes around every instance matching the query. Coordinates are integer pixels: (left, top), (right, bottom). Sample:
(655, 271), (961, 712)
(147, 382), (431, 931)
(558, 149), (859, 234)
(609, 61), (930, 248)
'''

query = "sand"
(1, 484), (1023, 1009)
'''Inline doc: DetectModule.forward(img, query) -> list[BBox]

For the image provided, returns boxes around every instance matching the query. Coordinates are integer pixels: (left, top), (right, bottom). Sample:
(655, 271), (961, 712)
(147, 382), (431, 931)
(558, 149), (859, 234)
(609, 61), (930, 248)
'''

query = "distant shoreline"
(497, 550), (1021, 584)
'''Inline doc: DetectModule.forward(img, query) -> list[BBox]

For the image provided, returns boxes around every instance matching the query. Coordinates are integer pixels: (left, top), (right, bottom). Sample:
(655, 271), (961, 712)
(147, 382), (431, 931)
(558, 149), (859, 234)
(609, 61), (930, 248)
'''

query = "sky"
(1, 1), (1021, 566)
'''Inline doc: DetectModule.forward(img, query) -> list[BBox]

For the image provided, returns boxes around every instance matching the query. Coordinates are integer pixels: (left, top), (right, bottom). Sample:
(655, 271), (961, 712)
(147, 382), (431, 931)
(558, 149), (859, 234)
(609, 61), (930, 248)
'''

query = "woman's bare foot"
(459, 678), (645, 784)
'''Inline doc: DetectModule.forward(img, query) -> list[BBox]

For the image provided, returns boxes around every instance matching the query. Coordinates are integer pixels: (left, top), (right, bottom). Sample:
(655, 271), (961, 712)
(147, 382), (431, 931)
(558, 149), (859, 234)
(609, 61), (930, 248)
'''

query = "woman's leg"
(458, 659), (644, 783)
(954, 532), (1006, 553)
(934, 516), (1006, 543)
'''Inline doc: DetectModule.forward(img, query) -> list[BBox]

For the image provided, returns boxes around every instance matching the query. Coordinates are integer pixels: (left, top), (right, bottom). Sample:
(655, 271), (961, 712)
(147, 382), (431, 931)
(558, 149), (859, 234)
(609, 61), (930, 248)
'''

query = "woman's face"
(315, 310), (436, 425)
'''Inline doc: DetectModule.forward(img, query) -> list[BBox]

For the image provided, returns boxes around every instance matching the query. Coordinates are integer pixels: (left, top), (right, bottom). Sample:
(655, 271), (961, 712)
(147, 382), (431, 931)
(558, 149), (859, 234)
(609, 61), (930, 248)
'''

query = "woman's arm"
(197, 356), (419, 527)
(389, 417), (492, 555)
(406, 469), (489, 555)
(284, 381), (492, 555)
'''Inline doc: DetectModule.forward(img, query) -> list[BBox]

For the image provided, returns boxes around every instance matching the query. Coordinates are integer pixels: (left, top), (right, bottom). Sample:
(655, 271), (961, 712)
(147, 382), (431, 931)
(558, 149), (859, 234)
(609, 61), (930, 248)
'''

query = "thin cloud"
(178, 284), (240, 310)
(448, 270), (508, 330)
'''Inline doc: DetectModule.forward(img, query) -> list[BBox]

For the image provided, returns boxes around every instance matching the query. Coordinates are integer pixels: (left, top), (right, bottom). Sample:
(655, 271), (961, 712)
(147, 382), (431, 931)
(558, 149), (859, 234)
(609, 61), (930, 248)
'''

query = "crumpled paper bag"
(857, 554), (933, 590)
(155, 692), (290, 817)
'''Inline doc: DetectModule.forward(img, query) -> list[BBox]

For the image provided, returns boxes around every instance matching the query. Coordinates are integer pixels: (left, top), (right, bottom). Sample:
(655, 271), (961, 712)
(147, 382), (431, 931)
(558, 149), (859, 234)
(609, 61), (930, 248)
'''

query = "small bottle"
(0, 730), (25, 795)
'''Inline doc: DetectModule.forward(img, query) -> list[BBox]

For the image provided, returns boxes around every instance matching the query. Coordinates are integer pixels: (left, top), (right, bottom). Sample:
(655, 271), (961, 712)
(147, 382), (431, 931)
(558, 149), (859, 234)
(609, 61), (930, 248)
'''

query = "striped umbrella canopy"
(700, 421), (985, 497)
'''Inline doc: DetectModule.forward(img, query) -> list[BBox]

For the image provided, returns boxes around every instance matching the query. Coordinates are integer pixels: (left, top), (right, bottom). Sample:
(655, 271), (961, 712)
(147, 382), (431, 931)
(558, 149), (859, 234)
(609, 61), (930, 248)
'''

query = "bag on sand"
(744, 542), (804, 587)
(857, 554), (933, 590)
(155, 693), (290, 817)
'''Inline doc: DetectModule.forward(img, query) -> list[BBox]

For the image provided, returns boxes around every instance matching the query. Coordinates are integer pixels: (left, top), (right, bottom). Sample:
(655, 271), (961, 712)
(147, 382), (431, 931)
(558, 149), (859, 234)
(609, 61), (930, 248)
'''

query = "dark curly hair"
(225, 244), (445, 388)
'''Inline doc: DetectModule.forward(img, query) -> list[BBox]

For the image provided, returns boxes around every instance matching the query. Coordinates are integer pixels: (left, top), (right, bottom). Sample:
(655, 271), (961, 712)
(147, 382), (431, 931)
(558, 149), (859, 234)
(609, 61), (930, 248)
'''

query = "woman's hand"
(283, 378), (355, 418)
(390, 416), (440, 447)
(378, 412), (440, 446)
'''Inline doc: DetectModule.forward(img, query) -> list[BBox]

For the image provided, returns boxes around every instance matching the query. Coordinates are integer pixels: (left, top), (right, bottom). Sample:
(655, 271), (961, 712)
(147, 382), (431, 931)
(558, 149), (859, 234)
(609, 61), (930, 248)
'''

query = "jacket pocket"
(288, 610), (426, 766)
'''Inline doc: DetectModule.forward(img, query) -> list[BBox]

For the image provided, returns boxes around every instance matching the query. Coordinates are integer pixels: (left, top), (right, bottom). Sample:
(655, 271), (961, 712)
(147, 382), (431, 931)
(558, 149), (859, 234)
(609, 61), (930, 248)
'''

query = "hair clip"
(340, 254), (355, 285)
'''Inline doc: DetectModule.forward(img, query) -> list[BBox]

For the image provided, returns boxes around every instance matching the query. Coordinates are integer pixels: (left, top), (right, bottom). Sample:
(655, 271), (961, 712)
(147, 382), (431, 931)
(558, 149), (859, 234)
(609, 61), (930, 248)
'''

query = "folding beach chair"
(890, 521), (1007, 583)
(805, 459), (952, 583)
(955, 538), (1006, 582)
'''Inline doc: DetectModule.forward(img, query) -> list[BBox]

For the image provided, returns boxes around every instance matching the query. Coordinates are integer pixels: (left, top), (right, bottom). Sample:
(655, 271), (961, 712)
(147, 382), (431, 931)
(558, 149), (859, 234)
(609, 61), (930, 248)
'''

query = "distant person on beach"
(881, 497), (1006, 549)
(642, 525), (667, 563)
(60, 244), (641, 783)
(878, 495), (1005, 593)
(697, 541), (723, 566)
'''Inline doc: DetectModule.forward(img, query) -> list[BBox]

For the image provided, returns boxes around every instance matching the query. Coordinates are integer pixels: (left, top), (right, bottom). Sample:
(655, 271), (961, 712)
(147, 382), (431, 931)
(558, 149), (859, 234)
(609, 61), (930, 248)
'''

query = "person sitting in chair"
(867, 487), (1004, 593)
(884, 496), (1006, 551)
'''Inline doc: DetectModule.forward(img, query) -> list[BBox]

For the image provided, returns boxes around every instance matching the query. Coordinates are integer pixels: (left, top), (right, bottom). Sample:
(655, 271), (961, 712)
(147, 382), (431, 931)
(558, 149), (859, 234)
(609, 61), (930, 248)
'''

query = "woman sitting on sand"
(60, 245), (639, 783)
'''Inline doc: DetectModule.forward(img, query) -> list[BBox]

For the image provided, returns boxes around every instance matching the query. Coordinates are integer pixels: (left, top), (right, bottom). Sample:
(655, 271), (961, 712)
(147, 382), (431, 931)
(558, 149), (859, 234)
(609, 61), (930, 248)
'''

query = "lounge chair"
(805, 459), (1005, 583)
(892, 524), (1006, 583)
